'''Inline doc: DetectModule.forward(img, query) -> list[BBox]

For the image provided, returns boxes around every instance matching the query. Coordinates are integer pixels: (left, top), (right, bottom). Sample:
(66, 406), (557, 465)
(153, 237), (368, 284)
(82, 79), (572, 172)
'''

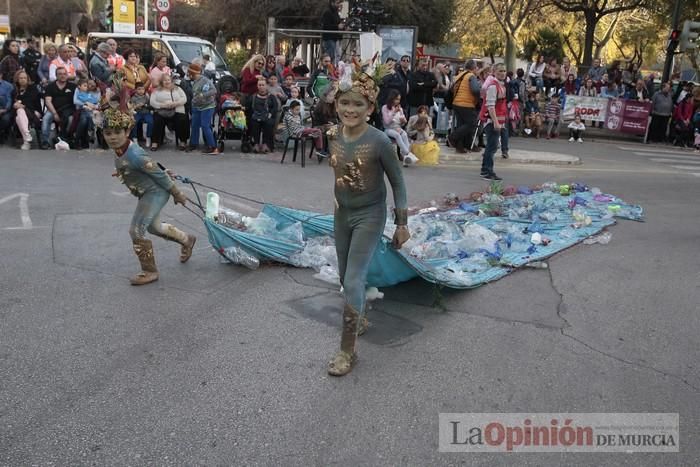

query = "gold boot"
(179, 234), (196, 263)
(328, 303), (360, 376)
(162, 224), (196, 264)
(357, 312), (369, 336)
(130, 239), (159, 285)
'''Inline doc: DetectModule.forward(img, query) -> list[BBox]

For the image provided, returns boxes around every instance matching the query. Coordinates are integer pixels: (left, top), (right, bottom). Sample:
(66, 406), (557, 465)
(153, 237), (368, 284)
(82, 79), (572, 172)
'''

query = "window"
(169, 41), (227, 70)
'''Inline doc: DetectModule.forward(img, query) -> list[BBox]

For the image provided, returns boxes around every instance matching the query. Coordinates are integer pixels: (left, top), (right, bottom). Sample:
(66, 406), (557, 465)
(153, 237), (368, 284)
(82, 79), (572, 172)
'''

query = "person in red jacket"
(240, 54), (265, 95)
(673, 94), (694, 147)
(479, 63), (508, 181)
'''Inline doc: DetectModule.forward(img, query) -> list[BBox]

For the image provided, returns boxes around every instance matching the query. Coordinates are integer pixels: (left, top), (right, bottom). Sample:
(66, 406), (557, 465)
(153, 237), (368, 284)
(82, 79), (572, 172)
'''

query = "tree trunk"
(581, 10), (597, 74)
(505, 32), (517, 72)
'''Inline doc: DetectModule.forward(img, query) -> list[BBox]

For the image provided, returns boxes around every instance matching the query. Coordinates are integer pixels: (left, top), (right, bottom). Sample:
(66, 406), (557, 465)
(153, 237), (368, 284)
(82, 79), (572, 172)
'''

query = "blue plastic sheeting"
(205, 188), (643, 290)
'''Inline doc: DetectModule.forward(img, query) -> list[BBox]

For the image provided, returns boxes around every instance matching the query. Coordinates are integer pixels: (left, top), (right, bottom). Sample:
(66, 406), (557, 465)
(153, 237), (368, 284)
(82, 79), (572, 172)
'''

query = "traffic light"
(105, 2), (114, 31)
(669, 30), (680, 42)
(679, 20), (700, 52)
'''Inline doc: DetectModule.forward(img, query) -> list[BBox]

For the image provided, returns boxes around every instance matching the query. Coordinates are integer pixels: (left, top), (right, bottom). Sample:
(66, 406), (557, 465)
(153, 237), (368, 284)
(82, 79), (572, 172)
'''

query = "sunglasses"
(401, 59), (410, 62)
(256, 61), (264, 65)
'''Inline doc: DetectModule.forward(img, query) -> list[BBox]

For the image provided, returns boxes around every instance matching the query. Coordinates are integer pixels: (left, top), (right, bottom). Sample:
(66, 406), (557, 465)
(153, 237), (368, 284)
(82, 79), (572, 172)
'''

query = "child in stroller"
(216, 75), (250, 152)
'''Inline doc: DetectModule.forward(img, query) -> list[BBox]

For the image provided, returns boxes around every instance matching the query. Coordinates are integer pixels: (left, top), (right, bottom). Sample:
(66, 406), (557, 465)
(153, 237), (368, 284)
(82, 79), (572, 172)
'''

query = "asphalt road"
(1, 137), (699, 466)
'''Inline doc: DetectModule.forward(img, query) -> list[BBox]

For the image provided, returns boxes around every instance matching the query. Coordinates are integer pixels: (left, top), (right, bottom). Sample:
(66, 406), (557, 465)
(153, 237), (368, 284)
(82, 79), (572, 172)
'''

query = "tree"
(551, 0), (645, 71)
(481, 0), (545, 70)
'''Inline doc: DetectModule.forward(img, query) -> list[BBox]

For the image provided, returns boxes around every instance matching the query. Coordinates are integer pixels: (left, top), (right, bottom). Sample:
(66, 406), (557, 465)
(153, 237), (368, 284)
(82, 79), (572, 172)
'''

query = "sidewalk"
(438, 144), (581, 166)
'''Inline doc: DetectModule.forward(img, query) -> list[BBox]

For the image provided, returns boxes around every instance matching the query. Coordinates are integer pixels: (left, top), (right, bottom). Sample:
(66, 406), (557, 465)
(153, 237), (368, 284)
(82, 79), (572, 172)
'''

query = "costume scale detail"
(103, 107), (196, 285)
(327, 56), (410, 376)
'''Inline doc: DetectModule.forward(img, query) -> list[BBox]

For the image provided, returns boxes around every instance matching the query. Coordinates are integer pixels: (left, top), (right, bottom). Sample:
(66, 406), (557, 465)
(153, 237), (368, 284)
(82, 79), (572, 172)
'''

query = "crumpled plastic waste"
(366, 287), (384, 301)
(313, 264), (340, 285)
(583, 231), (612, 245)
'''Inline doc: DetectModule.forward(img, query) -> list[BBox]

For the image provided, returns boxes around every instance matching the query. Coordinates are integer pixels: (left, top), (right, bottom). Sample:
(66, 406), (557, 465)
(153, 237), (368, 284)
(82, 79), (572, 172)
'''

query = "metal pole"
(662, 0), (683, 83)
(144, 0), (149, 32)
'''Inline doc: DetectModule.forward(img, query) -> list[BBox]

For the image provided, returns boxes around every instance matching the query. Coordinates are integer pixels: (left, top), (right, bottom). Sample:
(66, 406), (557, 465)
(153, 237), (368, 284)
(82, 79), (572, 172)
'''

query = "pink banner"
(605, 99), (651, 135)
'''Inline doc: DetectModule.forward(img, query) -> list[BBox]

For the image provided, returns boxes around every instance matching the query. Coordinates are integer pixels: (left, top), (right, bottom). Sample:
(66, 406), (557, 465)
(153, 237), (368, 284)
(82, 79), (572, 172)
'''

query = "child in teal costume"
(103, 107), (196, 285)
(327, 58), (411, 376)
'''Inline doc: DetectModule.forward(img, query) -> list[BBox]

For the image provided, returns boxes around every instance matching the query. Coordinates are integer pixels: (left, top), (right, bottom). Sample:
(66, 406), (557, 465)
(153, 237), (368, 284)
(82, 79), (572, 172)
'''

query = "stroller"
(215, 75), (251, 153)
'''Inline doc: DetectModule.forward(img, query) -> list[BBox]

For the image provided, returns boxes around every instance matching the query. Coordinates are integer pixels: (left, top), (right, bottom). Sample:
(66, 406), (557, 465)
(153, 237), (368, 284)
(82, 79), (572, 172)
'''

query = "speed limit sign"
(159, 14), (170, 32)
(155, 0), (171, 14)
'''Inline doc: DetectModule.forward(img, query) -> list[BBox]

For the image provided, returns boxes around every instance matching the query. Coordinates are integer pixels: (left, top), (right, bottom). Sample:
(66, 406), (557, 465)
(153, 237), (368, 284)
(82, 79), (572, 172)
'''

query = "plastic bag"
(55, 137), (70, 151)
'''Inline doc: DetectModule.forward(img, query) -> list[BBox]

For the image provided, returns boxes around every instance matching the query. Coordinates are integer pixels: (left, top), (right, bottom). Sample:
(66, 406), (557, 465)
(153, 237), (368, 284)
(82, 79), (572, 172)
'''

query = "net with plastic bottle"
(205, 182), (643, 289)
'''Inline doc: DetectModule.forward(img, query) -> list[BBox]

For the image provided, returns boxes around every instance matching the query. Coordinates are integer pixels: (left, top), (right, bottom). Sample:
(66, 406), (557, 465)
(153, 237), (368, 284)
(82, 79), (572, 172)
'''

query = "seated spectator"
(601, 81), (620, 99)
(285, 85), (306, 119)
(524, 92), (542, 138)
(312, 85), (338, 132)
(246, 78), (278, 153)
(12, 69), (42, 150)
(588, 58), (606, 84)
(543, 57), (560, 96)
(129, 81), (153, 145)
(290, 57), (310, 78)
(543, 94), (561, 139)
(381, 89), (416, 163)
(407, 104), (434, 143)
(563, 73), (578, 95)
(621, 62), (642, 95)
(281, 74), (294, 99)
(41, 67), (77, 148)
(629, 79), (650, 102)
(38, 43), (57, 87)
(149, 52), (171, 92)
(68, 45), (88, 79)
(560, 57), (576, 84)
(283, 100), (327, 158)
(122, 49), (150, 91)
(267, 75), (287, 108)
(578, 78), (598, 97)
(150, 74), (188, 151)
(308, 54), (336, 99)
(528, 54), (545, 93)
(105, 38), (125, 70)
(568, 114), (585, 143)
(0, 71), (15, 144)
(0, 39), (22, 86)
(72, 78), (99, 149)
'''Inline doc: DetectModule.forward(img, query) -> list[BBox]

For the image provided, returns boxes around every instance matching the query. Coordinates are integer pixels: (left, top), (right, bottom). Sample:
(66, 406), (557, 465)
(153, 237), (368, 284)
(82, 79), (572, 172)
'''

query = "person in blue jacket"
(103, 107), (196, 285)
(0, 71), (14, 143)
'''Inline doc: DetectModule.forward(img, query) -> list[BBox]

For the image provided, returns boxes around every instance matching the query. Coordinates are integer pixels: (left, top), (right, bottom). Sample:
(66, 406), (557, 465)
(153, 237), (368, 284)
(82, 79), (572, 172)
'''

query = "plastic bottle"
(206, 192), (220, 220)
(217, 207), (244, 228)
(583, 232), (612, 245)
(524, 261), (549, 269)
(221, 245), (260, 270)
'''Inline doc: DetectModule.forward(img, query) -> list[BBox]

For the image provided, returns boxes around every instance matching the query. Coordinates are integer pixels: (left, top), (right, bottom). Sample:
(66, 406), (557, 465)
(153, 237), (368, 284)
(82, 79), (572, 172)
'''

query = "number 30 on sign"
(155, 0), (171, 13)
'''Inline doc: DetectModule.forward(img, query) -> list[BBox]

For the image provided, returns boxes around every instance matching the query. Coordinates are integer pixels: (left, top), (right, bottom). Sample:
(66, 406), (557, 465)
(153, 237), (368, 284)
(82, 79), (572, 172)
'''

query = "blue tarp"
(205, 187), (643, 290)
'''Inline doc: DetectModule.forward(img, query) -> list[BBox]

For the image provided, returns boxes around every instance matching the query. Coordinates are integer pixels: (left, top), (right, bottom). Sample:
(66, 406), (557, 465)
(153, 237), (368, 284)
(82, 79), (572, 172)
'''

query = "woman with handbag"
(149, 74), (188, 151)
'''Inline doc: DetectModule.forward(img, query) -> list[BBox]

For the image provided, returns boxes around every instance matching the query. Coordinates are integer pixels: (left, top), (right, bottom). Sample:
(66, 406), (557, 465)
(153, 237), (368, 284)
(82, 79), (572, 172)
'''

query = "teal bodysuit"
(329, 125), (407, 313)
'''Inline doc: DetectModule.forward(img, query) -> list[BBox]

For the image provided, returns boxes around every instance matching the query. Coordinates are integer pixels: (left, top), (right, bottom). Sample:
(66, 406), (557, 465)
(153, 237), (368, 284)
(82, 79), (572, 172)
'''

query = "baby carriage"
(215, 75), (251, 153)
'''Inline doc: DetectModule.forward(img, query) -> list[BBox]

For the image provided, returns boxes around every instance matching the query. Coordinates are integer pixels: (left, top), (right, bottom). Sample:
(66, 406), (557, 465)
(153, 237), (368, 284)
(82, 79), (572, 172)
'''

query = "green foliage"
(522, 27), (564, 61)
(226, 48), (250, 77)
(384, 0), (456, 45)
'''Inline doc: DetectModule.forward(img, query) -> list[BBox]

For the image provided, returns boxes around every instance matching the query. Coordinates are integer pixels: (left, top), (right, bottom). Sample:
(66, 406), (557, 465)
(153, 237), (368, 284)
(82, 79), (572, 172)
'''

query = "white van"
(87, 31), (230, 78)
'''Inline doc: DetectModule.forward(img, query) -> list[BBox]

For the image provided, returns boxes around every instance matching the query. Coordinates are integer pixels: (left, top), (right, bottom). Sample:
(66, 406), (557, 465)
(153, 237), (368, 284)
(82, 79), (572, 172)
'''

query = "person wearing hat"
(185, 62), (220, 155)
(104, 107), (197, 285)
(326, 59), (410, 377)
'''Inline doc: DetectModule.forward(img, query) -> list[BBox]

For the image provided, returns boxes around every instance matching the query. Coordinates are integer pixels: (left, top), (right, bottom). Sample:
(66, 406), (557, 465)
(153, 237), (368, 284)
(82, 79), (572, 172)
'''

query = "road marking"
(691, 173), (700, 177)
(670, 165), (700, 171)
(634, 151), (699, 158)
(649, 158), (700, 164)
(0, 193), (32, 230)
(620, 146), (692, 155)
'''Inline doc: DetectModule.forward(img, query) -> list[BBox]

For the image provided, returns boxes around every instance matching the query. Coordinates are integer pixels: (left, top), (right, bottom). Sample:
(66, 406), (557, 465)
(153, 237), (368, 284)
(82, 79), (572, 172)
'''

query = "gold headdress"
(102, 108), (135, 130)
(336, 52), (393, 104)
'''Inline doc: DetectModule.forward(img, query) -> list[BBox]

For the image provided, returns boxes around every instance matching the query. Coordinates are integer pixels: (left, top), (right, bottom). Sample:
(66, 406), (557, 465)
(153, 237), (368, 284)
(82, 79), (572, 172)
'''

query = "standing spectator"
(407, 58), (437, 117)
(150, 74), (189, 151)
(12, 69), (42, 150)
(68, 45), (87, 79)
(89, 42), (114, 90)
(49, 45), (76, 82)
(290, 57), (310, 78)
(20, 38), (42, 84)
(321, 0), (344, 65)
(0, 39), (22, 84)
(606, 60), (622, 87)
(149, 52), (171, 91)
(262, 55), (281, 80)
(186, 63), (219, 154)
(528, 54), (545, 93)
(312, 85), (338, 133)
(202, 54), (216, 73)
(240, 54), (265, 95)
(308, 54), (337, 99)
(246, 78), (278, 153)
(649, 82), (673, 143)
(41, 67), (76, 148)
(560, 57), (576, 84)
(543, 94), (561, 139)
(672, 93), (694, 147)
(629, 79), (650, 102)
(105, 38), (125, 70)
(433, 62), (451, 98)
(448, 59), (481, 153)
(479, 63), (508, 180)
(644, 73), (656, 97)
(0, 71), (14, 144)
(266, 75), (286, 107)
(376, 58), (400, 110)
(122, 49), (150, 90)
(37, 43), (57, 87)
(588, 58), (606, 84)
(281, 74), (294, 99)
(621, 62), (642, 94)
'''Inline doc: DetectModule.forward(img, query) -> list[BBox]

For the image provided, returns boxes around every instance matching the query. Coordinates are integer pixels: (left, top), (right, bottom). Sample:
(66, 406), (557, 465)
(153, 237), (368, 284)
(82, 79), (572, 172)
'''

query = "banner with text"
(563, 96), (650, 135)
(563, 95), (608, 123)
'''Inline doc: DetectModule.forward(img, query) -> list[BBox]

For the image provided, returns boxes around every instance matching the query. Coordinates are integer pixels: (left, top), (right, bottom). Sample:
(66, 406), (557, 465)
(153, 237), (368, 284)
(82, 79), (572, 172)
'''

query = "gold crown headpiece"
(336, 52), (393, 104)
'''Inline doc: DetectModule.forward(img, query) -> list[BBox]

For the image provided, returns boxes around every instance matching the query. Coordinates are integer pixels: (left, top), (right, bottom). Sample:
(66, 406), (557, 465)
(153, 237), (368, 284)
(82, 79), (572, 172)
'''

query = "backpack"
(444, 72), (468, 110)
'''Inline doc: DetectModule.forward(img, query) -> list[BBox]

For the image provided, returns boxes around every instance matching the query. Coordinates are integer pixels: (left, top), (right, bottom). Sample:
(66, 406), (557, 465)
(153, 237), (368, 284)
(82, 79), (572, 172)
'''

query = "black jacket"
(321, 4), (342, 41)
(13, 84), (42, 120)
(408, 69), (438, 107)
